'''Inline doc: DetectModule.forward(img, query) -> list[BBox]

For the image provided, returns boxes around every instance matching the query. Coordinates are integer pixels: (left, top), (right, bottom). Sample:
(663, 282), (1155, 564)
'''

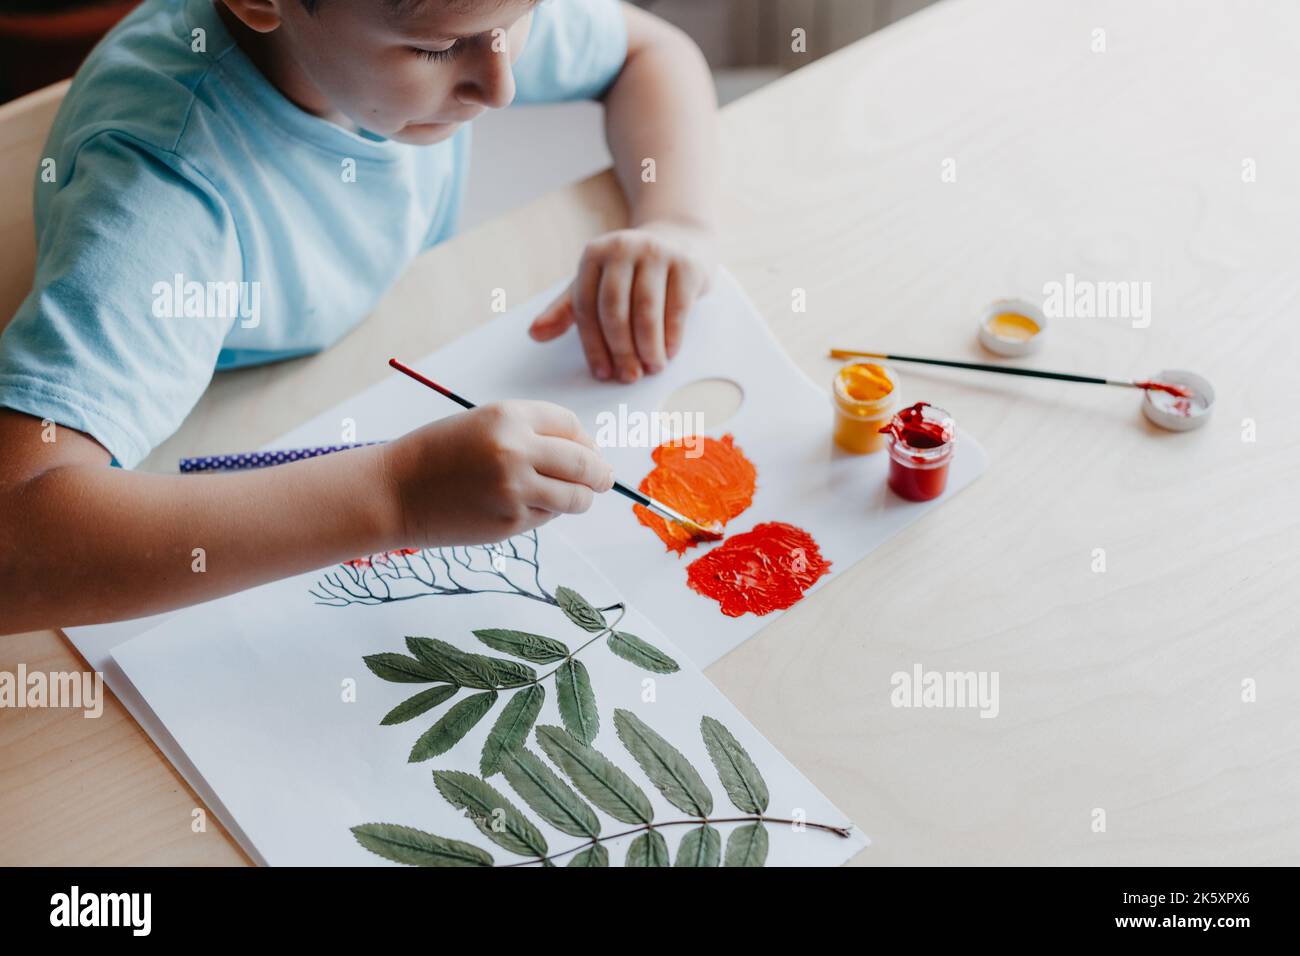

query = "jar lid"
(1141, 369), (1214, 431)
(978, 298), (1047, 357)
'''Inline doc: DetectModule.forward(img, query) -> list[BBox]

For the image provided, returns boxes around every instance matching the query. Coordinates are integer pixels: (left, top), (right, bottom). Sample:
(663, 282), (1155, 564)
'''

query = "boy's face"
(238, 0), (538, 145)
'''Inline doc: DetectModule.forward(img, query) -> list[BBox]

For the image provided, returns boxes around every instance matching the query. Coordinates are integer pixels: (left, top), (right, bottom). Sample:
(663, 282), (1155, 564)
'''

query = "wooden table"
(3, 0), (1298, 866)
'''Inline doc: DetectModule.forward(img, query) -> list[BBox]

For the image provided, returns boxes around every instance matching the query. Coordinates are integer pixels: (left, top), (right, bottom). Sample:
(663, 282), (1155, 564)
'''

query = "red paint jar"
(880, 403), (955, 502)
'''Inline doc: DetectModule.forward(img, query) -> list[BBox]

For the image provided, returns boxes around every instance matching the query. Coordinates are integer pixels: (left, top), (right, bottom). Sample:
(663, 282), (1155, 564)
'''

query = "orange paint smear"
(345, 547), (420, 569)
(634, 434), (757, 555)
(686, 521), (831, 617)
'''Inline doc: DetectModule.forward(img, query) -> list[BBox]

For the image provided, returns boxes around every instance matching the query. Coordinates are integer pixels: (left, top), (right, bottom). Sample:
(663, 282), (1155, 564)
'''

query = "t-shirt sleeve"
(0, 131), (242, 468)
(512, 0), (629, 103)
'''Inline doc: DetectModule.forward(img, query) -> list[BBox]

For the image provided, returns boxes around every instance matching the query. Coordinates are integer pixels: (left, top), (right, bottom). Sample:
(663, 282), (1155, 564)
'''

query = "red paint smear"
(345, 547), (420, 569)
(878, 402), (950, 449)
(634, 434), (757, 555)
(1135, 380), (1193, 398)
(686, 522), (831, 617)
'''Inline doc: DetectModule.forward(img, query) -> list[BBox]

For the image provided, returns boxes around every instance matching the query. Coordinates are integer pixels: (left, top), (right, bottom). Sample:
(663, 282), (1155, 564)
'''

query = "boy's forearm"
(604, 10), (719, 232)
(0, 446), (400, 633)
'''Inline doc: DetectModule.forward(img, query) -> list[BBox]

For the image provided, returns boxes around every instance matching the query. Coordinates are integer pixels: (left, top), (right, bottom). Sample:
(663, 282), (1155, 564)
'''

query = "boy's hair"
(299, 0), (526, 16)
(299, 0), (434, 12)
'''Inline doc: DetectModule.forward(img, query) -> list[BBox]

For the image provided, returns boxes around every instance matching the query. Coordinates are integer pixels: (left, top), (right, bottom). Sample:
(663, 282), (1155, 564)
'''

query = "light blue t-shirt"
(0, 0), (627, 468)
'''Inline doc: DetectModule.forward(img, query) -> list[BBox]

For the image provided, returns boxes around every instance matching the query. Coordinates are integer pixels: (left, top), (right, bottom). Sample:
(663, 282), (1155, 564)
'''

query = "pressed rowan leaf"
(724, 822), (768, 867)
(380, 684), (458, 726)
(403, 637), (456, 681)
(614, 709), (712, 817)
(675, 825), (721, 867)
(350, 823), (492, 867)
(480, 685), (545, 776)
(408, 690), (497, 763)
(555, 586), (607, 632)
(502, 748), (600, 838)
(405, 638), (496, 688)
(566, 844), (609, 867)
(700, 716), (770, 814)
(487, 657), (537, 688)
(535, 725), (653, 825)
(606, 631), (680, 674)
(555, 659), (599, 744)
(625, 830), (669, 867)
(362, 652), (444, 684)
(433, 770), (548, 859)
(473, 628), (568, 664)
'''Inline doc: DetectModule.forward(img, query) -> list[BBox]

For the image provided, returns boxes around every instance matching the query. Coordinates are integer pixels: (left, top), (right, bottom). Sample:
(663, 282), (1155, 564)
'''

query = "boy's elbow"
(0, 411), (113, 635)
(621, 4), (713, 86)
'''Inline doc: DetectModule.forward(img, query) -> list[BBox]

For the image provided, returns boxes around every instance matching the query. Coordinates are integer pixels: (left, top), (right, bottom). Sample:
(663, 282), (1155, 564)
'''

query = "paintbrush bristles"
(829, 349), (887, 360)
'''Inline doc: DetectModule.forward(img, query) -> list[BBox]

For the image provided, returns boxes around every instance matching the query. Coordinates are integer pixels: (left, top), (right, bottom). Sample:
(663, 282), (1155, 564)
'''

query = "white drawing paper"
(111, 526), (870, 866)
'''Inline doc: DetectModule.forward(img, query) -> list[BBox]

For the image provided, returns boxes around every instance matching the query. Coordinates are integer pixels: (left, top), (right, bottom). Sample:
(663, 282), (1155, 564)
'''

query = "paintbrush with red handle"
(388, 358), (723, 540)
(828, 349), (1192, 397)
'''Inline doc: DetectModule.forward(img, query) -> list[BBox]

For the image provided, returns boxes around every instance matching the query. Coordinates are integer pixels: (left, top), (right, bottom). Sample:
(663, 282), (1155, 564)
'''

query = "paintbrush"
(827, 349), (1193, 397)
(388, 359), (724, 541)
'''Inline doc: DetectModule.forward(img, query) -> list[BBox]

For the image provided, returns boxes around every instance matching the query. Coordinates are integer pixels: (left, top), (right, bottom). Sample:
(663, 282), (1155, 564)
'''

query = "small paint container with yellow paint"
(831, 361), (899, 454)
(978, 299), (1047, 356)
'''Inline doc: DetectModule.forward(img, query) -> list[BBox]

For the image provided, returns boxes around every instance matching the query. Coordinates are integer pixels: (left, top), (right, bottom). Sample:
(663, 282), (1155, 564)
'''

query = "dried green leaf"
(723, 822), (768, 867)
(473, 628), (568, 664)
(555, 659), (599, 744)
(408, 690), (497, 763)
(606, 631), (680, 674)
(614, 709), (713, 817)
(480, 685), (545, 776)
(502, 748), (600, 838)
(675, 825), (721, 867)
(535, 725), (653, 825)
(487, 657), (538, 688)
(625, 830), (669, 867)
(402, 637), (455, 681)
(362, 652), (444, 684)
(433, 770), (547, 859)
(405, 637), (530, 689)
(566, 844), (609, 867)
(350, 823), (492, 867)
(555, 586), (607, 632)
(700, 716), (770, 814)
(380, 684), (458, 726)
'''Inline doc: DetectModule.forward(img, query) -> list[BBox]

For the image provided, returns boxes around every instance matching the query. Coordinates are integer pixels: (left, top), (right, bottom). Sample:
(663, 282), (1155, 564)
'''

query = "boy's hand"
(385, 401), (614, 546)
(528, 221), (717, 383)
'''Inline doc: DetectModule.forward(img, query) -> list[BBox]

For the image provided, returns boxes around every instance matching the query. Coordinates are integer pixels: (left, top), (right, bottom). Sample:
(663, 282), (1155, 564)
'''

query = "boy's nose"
(458, 46), (517, 111)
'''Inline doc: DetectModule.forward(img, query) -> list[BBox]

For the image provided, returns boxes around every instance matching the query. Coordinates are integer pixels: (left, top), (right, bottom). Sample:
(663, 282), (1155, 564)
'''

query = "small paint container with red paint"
(880, 403), (956, 502)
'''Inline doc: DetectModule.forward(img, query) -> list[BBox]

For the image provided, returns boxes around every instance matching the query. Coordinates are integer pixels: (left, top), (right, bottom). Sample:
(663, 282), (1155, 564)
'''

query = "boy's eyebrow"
(389, 0), (543, 42)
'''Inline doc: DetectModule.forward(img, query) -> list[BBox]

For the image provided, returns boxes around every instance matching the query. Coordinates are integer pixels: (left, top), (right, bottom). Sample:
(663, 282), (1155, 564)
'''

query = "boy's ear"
(220, 0), (285, 34)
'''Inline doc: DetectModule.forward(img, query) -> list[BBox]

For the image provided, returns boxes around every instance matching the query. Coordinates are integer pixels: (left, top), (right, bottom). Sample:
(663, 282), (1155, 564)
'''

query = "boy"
(0, 0), (718, 633)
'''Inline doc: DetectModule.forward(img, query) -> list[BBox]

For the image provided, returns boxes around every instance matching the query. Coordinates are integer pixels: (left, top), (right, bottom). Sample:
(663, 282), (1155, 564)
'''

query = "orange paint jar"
(831, 362), (898, 454)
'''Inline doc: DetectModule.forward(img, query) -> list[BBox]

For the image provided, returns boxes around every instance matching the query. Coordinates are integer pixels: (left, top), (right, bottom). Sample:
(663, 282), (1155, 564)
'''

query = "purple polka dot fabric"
(179, 442), (380, 473)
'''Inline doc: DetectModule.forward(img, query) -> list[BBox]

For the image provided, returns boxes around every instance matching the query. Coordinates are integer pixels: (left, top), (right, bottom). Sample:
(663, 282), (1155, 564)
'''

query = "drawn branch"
(309, 530), (555, 607)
